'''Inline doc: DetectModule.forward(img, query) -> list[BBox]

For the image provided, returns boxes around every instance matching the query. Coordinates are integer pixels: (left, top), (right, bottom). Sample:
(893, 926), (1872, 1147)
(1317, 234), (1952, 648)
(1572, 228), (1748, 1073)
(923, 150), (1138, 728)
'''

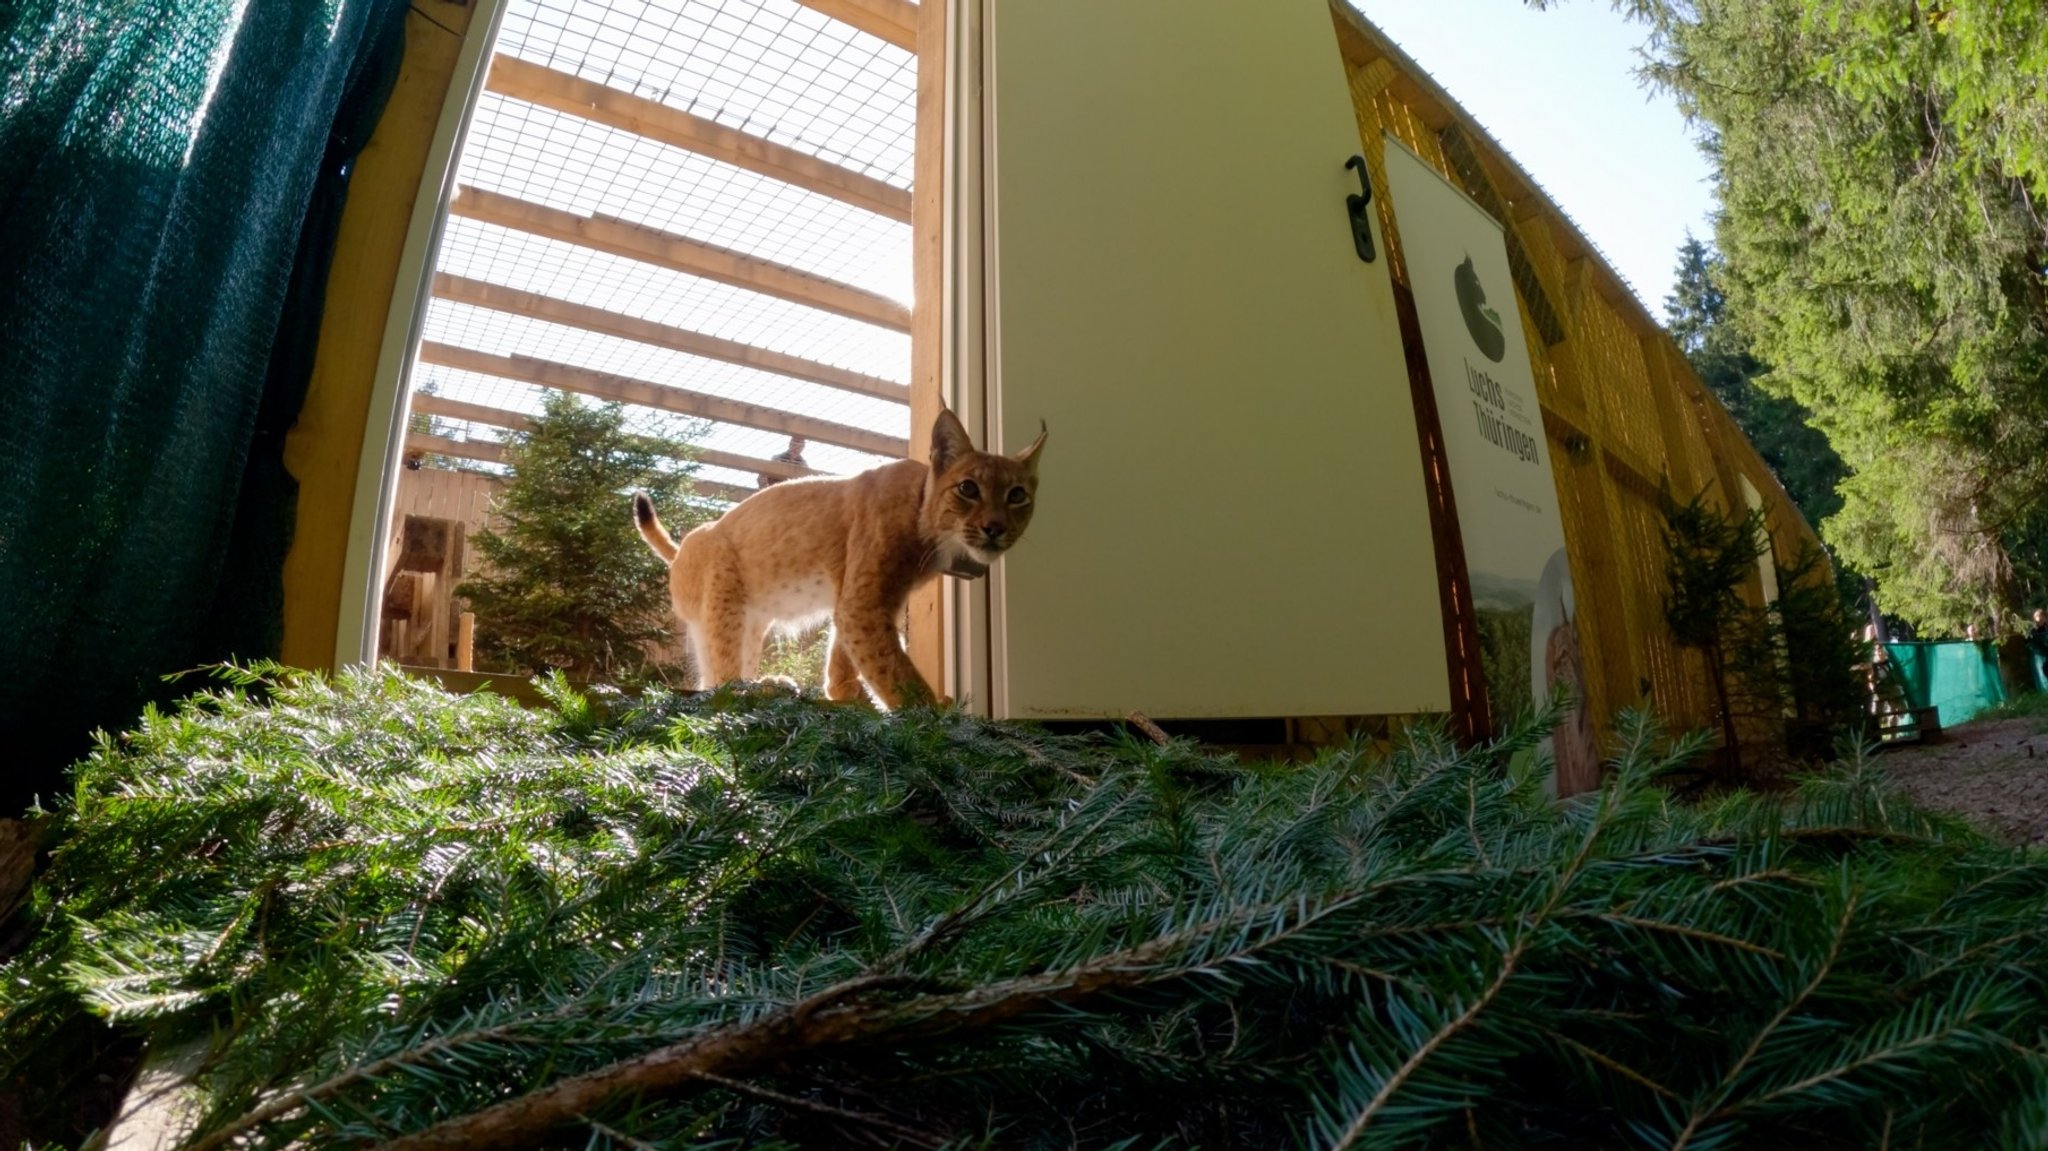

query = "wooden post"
(903, 0), (948, 696)
(456, 612), (475, 672)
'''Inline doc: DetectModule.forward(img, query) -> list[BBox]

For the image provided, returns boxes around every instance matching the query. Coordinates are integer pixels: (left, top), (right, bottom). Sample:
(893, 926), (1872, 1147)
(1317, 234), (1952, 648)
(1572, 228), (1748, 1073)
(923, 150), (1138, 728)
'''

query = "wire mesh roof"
(411, 0), (916, 494)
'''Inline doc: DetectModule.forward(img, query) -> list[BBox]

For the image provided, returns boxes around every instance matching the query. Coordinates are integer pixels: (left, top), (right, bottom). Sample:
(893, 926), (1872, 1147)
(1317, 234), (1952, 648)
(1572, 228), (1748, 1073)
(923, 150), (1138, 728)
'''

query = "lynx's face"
(924, 408), (1046, 564)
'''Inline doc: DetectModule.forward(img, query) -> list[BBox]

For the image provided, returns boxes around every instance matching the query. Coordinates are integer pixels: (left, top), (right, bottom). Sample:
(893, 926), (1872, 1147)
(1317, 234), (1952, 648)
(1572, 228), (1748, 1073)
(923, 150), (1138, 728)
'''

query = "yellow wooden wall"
(280, 0), (484, 670)
(1334, 6), (1822, 740)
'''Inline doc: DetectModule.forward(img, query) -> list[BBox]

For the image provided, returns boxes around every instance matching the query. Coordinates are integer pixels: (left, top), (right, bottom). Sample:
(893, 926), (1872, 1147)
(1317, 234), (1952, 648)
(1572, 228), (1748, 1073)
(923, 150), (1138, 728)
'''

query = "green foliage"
(1662, 490), (1868, 769)
(8, 667), (2048, 1149)
(758, 626), (830, 690)
(1664, 235), (1846, 530)
(1661, 486), (1770, 774)
(1662, 486), (1769, 656)
(1768, 541), (1873, 758)
(1970, 687), (2048, 728)
(1562, 0), (2048, 634)
(456, 391), (703, 682)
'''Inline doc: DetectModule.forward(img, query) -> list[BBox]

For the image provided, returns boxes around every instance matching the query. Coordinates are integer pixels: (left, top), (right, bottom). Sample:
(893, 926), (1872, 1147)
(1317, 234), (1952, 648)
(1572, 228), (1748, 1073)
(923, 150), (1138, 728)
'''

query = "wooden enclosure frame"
(281, 0), (1823, 761)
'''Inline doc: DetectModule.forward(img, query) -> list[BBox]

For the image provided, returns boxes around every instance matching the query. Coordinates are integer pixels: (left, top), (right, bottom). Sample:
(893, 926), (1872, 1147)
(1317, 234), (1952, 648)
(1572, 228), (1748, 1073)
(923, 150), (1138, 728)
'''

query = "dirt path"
(1878, 716), (2048, 847)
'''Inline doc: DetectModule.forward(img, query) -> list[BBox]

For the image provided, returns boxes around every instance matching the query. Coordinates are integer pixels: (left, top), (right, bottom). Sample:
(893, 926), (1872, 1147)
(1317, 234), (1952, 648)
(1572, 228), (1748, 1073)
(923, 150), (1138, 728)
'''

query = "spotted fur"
(634, 408), (1045, 707)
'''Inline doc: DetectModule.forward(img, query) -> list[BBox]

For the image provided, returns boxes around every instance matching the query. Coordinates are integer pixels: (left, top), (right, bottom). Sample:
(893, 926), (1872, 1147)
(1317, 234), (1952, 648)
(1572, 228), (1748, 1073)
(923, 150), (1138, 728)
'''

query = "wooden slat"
(433, 274), (908, 403)
(690, 447), (821, 481)
(904, 0), (945, 693)
(449, 186), (912, 331)
(410, 391), (823, 480)
(486, 56), (912, 222)
(408, 430), (504, 464)
(419, 342), (909, 458)
(793, 0), (917, 51)
(404, 432), (755, 504)
(412, 392), (532, 431)
(682, 479), (757, 504)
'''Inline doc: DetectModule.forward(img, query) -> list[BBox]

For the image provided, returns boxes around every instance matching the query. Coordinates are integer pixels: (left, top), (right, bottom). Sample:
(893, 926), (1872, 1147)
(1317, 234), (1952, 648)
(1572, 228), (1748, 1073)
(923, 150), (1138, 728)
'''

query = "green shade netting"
(0, 0), (409, 814)
(1882, 641), (2008, 728)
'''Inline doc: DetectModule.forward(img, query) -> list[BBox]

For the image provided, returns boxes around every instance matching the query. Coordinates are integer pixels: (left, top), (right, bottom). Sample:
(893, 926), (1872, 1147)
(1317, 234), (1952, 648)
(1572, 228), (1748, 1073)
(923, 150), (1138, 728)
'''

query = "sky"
(1348, 0), (1716, 319)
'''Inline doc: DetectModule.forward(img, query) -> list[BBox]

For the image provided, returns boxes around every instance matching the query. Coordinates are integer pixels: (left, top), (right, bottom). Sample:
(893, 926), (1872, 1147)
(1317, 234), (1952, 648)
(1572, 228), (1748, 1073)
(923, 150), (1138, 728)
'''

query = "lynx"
(634, 407), (1044, 707)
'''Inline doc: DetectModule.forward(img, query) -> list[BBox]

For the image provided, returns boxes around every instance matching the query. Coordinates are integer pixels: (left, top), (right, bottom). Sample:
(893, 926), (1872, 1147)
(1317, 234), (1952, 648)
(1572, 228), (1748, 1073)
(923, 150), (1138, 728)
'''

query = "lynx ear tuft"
(1013, 420), (1048, 470)
(930, 406), (974, 472)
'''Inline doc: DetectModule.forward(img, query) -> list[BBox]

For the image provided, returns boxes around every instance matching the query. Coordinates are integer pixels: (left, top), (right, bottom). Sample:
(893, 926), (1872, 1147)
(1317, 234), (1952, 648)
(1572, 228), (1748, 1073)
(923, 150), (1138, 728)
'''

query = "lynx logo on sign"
(1454, 255), (1507, 362)
(1382, 136), (1598, 796)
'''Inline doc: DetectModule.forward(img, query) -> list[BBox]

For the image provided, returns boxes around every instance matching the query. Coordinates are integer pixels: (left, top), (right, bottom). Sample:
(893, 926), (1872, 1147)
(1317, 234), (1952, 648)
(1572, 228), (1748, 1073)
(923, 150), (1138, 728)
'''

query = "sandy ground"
(1877, 716), (2048, 847)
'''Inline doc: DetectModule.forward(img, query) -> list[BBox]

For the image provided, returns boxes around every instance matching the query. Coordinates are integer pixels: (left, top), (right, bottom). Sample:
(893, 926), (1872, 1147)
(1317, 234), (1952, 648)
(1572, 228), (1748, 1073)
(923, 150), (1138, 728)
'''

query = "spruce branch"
(1323, 744), (1630, 1150)
(379, 882), (1403, 1151)
(1668, 889), (1862, 1151)
(10, 670), (2048, 1148)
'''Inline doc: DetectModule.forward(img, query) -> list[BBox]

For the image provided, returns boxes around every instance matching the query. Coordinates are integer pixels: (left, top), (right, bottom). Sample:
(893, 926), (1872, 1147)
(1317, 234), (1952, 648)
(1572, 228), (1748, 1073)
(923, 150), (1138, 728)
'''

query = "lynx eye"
(1007, 486), (1031, 506)
(955, 479), (981, 501)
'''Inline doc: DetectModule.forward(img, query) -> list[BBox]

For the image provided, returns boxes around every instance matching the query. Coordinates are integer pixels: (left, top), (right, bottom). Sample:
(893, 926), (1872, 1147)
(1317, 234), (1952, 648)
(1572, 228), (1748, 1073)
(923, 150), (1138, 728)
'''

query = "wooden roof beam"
(418, 341), (910, 458)
(792, 0), (917, 51)
(485, 56), (912, 223)
(406, 431), (504, 465)
(448, 186), (911, 331)
(411, 392), (533, 432)
(405, 431), (770, 505)
(410, 391), (824, 480)
(433, 274), (907, 404)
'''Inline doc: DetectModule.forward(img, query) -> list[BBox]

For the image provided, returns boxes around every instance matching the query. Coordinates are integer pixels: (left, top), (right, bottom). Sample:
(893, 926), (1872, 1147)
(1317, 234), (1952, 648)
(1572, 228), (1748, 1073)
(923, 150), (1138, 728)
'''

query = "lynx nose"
(980, 523), (1005, 543)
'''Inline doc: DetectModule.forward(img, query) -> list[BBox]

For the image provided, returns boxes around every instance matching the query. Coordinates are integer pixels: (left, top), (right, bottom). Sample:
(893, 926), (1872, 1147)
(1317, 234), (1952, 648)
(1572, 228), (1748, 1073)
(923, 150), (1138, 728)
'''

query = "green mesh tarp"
(1882, 641), (2008, 729)
(0, 0), (409, 815)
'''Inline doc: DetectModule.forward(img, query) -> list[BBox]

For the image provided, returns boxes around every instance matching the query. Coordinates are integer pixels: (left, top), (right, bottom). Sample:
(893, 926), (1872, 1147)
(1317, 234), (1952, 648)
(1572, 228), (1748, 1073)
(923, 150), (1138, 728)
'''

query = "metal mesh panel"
(411, 0), (915, 495)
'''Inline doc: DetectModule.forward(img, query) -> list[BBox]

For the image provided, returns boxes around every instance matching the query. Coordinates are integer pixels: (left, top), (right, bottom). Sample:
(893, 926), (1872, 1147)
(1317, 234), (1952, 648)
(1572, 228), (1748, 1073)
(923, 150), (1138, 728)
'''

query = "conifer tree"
(1663, 236), (1845, 531)
(1540, 0), (2048, 638)
(1660, 485), (1770, 776)
(457, 392), (701, 682)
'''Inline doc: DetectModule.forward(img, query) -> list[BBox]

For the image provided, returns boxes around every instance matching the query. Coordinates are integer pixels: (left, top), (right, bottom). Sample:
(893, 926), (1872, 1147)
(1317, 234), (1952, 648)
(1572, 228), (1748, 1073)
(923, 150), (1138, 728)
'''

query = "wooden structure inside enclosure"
(377, 467), (495, 670)
(285, 0), (1821, 768)
(380, 513), (470, 669)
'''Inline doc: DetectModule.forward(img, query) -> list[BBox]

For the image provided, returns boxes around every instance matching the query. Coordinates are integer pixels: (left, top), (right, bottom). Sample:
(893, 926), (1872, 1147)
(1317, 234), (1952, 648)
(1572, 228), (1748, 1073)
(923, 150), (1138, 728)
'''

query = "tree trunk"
(1706, 637), (1742, 778)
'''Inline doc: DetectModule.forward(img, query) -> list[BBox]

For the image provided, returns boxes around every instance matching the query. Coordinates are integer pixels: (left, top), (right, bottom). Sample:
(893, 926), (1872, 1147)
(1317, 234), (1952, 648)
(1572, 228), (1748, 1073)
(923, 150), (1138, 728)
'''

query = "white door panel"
(984, 0), (1448, 718)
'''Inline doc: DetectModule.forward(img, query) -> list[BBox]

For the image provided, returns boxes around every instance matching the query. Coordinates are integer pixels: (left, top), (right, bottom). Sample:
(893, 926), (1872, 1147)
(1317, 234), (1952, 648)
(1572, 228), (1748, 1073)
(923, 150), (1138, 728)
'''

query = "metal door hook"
(1344, 155), (1376, 263)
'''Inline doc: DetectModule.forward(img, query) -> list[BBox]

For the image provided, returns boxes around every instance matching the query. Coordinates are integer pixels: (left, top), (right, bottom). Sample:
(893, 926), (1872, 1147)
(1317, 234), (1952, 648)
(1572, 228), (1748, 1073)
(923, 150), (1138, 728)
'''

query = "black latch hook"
(1344, 154), (1377, 263)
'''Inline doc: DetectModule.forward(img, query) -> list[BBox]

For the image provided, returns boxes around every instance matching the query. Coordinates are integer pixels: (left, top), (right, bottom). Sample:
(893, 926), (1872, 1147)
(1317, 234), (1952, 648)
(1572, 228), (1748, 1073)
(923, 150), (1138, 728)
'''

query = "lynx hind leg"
(677, 624), (717, 692)
(824, 628), (865, 703)
(676, 542), (749, 689)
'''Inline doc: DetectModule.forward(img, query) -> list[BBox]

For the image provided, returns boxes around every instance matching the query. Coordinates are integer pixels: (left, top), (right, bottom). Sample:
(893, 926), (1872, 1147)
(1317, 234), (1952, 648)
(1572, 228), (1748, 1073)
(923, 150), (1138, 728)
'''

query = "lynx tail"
(633, 492), (679, 562)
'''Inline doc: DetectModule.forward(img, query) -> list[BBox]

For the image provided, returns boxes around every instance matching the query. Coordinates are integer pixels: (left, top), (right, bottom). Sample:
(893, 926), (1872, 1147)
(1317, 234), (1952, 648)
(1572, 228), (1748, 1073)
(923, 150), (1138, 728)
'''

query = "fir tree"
(1660, 485), (1771, 778)
(1663, 236), (1845, 531)
(1545, 0), (2048, 638)
(456, 392), (701, 682)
